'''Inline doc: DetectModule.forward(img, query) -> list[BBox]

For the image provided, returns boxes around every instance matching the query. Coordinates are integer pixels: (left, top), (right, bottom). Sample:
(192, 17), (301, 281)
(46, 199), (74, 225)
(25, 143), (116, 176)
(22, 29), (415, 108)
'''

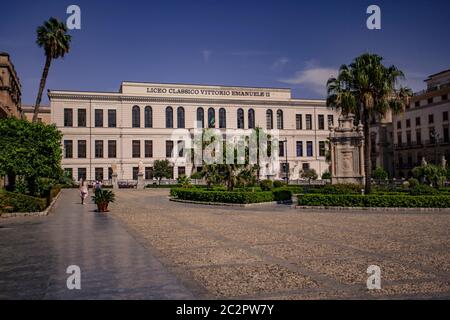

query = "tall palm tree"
(327, 53), (412, 193)
(33, 17), (71, 123)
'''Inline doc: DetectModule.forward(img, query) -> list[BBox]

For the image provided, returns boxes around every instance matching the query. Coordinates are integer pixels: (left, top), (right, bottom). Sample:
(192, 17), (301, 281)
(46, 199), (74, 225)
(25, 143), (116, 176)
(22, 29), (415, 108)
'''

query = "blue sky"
(1, 0), (449, 105)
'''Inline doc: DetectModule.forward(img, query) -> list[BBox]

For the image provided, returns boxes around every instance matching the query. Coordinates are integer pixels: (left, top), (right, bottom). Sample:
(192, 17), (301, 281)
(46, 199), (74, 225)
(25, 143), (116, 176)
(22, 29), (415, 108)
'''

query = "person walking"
(79, 179), (89, 205)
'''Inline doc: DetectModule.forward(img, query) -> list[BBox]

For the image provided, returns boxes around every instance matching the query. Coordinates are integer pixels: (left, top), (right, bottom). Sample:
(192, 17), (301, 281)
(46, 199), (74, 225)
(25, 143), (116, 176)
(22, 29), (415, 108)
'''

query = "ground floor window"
(178, 166), (186, 177)
(95, 168), (104, 181)
(145, 167), (153, 180)
(133, 167), (139, 180)
(302, 163), (310, 171)
(108, 167), (113, 180)
(77, 168), (87, 181)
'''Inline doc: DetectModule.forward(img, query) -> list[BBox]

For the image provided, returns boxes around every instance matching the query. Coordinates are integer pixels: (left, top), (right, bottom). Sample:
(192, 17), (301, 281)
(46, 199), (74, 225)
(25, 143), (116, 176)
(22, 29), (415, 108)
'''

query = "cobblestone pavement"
(111, 189), (450, 299)
(0, 189), (194, 299)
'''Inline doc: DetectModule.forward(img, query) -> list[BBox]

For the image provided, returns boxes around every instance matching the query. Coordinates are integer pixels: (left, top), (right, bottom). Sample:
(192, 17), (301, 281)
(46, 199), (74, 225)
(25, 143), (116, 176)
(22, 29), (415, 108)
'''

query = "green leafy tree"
(301, 169), (318, 181)
(372, 166), (388, 180)
(33, 17), (72, 122)
(327, 53), (412, 193)
(412, 164), (446, 187)
(0, 118), (62, 195)
(153, 160), (172, 185)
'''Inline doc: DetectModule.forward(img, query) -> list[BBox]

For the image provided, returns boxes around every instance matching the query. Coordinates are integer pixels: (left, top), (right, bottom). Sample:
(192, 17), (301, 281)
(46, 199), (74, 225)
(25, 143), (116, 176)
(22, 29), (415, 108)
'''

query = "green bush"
(409, 184), (438, 196)
(297, 194), (450, 208)
(321, 171), (332, 180)
(170, 188), (275, 204)
(272, 188), (293, 202)
(407, 178), (420, 188)
(273, 181), (285, 188)
(308, 184), (363, 195)
(0, 190), (47, 213)
(259, 179), (274, 191)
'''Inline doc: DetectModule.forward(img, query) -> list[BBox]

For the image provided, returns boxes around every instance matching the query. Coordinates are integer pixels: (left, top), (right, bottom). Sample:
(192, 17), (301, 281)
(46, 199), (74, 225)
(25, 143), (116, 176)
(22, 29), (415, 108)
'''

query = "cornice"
(48, 92), (326, 107)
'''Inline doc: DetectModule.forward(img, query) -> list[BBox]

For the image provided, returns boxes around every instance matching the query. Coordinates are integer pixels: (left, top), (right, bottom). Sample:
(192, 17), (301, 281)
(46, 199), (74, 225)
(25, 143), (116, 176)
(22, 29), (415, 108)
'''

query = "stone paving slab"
(0, 190), (194, 300)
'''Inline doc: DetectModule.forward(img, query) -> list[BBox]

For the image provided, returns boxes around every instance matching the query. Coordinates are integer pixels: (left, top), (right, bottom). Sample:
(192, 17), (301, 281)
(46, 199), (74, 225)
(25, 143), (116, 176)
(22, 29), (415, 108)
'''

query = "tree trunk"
(33, 55), (52, 123)
(363, 113), (372, 194)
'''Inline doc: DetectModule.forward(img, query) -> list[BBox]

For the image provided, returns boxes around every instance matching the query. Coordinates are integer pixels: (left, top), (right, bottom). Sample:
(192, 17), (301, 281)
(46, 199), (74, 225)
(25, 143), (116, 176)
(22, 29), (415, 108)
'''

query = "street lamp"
(284, 138), (289, 185)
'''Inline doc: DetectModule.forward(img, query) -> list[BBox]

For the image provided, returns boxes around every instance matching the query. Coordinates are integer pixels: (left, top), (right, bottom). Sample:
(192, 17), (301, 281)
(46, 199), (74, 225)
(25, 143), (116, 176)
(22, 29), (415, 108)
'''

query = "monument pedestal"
(330, 114), (365, 186)
(137, 173), (145, 190)
(112, 173), (118, 189)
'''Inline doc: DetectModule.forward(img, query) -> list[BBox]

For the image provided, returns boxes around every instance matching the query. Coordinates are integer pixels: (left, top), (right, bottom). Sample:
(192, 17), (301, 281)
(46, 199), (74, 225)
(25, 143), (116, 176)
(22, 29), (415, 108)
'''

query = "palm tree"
(327, 53), (412, 193)
(33, 17), (71, 123)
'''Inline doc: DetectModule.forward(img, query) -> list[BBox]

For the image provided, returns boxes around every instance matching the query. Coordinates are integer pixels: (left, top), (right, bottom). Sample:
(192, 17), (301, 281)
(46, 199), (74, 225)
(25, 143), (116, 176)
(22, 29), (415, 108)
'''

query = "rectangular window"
(318, 115), (325, 130)
(95, 168), (104, 181)
(95, 140), (104, 158)
(108, 140), (117, 158)
(296, 114), (302, 130)
(279, 140), (285, 157)
(77, 109), (86, 127)
(95, 109), (103, 127)
(406, 131), (411, 145)
(178, 166), (186, 177)
(306, 114), (312, 130)
(415, 101), (420, 107)
(328, 115), (334, 128)
(64, 140), (73, 158)
(443, 111), (449, 122)
(145, 140), (153, 158)
(177, 140), (184, 157)
(319, 141), (326, 157)
(78, 140), (86, 158)
(132, 140), (141, 158)
(108, 168), (113, 180)
(397, 121), (402, 129)
(132, 167), (139, 180)
(302, 163), (310, 171)
(429, 114), (434, 124)
(296, 141), (303, 157)
(78, 168), (87, 181)
(397, 133), (402, 145)
(145, 167), (153, 180)
(108, 110), (117, 128)
(416, 130), (422, 144)
(416, 117), (421, 126)
(306, 141), (313, 157)
(443, 127), (449, 143)
(429, 128), (435, 143)
(166, 140), (174, 158)
(442, 94), (448, 101)
(406, 119), (411, 128)
(428, 97), (434, 104)
(64, 108), (73, 127)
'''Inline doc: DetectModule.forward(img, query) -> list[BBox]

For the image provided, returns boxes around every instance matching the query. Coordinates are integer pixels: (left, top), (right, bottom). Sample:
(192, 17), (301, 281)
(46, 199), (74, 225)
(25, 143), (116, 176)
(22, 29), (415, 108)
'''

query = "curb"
(294, 205), (450, 212)
(0, 190), (62, 219)
(169, 198), (292, 207)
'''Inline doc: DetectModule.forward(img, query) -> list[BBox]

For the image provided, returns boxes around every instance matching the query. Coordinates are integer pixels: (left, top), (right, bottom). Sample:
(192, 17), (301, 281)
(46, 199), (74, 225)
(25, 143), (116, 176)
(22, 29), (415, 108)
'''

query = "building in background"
(49, 82), (339, 182)
(22, 105), (51, 124)
(0, 52), (23, 119)
(393, 69), (450, 178)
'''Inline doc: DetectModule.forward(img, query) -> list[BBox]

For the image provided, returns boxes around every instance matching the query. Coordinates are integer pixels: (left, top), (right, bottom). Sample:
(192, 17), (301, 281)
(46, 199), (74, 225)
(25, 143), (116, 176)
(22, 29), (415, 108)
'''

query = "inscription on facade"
(146, 87), (270, 97)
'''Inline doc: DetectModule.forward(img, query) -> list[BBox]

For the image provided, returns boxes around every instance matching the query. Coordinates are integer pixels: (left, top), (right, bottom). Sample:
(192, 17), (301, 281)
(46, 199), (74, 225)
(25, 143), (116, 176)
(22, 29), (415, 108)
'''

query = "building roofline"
(425, 69), (450, 81)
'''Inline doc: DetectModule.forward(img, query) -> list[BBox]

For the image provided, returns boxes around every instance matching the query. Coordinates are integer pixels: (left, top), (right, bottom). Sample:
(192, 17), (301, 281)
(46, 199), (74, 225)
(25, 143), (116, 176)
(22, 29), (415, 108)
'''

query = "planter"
(96, 202), (109, 212)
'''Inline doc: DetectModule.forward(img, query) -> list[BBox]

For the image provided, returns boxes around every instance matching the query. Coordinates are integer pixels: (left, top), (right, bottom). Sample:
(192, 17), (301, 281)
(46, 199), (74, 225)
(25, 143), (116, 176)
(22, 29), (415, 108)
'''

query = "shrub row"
(0, 190), (47, 213)
(170, 188), (293, 204)
(297, 194), (450, 208)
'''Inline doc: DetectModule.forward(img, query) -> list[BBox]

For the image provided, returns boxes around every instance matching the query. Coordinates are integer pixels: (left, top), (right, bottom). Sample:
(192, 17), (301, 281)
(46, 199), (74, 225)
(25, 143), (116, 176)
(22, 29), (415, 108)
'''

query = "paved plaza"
(1, 189), (449, 299)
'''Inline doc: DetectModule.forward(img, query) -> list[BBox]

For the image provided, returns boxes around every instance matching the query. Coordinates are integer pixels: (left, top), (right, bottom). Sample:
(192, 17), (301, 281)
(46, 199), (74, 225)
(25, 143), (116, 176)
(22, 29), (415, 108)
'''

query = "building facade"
(22, 105), (51, 124)
(49, 82), (339, 182)
(0, 52), (23, 119)
(393, 70), (450, 178)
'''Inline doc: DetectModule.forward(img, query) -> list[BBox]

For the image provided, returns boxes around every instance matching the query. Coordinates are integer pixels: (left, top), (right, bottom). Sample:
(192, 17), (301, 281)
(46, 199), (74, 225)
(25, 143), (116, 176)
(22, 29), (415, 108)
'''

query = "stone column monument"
(137, 161), (145, 190)
(111, 162), (119, 189)
(329, 114), (365, 185)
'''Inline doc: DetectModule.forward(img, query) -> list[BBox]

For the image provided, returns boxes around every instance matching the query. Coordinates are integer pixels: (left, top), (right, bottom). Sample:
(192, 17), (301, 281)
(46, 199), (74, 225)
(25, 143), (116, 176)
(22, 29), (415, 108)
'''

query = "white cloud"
(279, 65), (338, 97)
(271, 57), (289, 71)
(202, 50), (212, 63)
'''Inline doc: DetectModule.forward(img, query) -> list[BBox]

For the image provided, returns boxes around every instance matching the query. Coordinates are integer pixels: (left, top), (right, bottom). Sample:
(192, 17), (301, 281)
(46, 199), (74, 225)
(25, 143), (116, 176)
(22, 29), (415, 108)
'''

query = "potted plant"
(92, 189), (115, 212)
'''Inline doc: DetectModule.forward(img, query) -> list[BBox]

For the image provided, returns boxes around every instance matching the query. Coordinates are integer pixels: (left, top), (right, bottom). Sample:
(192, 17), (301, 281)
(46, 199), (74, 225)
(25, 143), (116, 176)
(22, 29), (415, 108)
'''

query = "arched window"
(219, 108), (227, 129)
(177, 107), (185, 128)
(277, 109), (284, 129)
(248, 109), (255, 129)
(208, 108), (215, 128)
(132, 105), (140, 128)
(144, 106), (152, 128)
(166, 106), (173, 128)
(237, 108), (244, 129)
(266, 110), (273, 130)
(196, 107), (204, 128)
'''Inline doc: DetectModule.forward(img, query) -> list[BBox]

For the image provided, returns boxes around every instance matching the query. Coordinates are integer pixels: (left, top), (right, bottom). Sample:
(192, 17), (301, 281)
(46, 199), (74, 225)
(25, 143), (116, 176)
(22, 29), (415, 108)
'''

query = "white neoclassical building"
(49, 82), (339, 182)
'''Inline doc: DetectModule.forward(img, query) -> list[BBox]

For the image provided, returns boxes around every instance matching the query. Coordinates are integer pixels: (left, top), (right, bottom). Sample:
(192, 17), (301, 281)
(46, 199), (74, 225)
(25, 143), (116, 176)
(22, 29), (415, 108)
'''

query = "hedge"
(297, 194), (450, 208)
(0, 190), (47, 213)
